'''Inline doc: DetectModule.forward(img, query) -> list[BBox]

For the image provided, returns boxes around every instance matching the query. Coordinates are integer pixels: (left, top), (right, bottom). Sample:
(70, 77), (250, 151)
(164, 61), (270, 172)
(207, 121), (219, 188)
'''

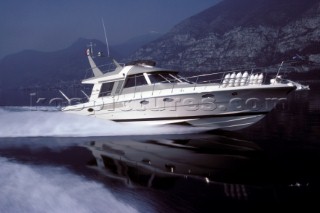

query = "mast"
(86, 42), (103, 77)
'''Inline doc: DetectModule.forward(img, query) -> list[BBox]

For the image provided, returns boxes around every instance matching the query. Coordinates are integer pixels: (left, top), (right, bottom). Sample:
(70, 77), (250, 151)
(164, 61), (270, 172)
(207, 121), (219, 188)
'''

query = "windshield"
(147, 72), (191, 84)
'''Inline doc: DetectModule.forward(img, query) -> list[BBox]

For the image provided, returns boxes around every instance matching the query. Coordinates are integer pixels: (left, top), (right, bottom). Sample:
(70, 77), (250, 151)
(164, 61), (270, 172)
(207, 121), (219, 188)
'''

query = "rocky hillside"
(130, 0), (320, 71)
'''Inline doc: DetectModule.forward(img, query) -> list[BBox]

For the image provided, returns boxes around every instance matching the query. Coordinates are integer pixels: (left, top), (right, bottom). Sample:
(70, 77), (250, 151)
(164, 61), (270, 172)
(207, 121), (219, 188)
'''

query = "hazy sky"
(0, 0), (221, 59)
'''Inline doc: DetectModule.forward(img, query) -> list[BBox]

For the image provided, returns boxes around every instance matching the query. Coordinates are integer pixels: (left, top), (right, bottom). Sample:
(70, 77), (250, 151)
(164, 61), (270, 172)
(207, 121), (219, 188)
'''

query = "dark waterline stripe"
(113, 111), (268, 122)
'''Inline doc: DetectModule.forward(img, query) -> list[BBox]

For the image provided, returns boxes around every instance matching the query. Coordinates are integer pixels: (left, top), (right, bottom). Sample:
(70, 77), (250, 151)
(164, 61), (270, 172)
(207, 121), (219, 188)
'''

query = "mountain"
(0, 38), (118, 88)
(130, 0), (320, 71)
(0, 32), (162, 105)
(113, 32), (162, 59)
(0, 38), (118, 105)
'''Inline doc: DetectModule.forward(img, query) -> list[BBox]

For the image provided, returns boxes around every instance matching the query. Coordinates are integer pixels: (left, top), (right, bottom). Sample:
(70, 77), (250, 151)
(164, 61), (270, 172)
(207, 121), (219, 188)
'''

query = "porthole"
(202, 94), (215, 98)
(163, 98), (174, 102)
(140, 100), (149, 105)
(87, 108), (94, 112)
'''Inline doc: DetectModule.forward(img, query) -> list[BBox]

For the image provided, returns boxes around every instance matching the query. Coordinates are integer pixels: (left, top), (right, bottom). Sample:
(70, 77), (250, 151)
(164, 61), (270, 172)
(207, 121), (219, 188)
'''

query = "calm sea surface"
(0, 82), (319, 212)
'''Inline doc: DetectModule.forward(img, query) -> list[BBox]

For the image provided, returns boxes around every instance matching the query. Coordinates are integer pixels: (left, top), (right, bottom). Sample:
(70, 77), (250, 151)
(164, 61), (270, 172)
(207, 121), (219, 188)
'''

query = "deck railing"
(62, 62), (294, 106)
(184, 69), (269, 88)
(129, 68), (272, 98)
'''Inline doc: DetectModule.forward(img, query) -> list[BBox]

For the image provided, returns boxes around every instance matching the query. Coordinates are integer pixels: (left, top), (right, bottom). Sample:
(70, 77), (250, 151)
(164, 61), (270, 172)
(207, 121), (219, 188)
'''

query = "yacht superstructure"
(61, 45), (307, 130)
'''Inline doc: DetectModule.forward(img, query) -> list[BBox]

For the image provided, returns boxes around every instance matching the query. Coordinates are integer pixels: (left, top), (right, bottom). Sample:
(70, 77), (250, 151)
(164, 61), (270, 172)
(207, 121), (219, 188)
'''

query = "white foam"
(0, 107), (206, 137)
(0, 157), (139, 213)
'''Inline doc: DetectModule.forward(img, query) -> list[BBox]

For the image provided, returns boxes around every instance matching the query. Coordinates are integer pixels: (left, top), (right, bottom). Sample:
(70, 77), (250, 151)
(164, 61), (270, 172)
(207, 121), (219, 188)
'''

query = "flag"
(86, 48), (91, 56)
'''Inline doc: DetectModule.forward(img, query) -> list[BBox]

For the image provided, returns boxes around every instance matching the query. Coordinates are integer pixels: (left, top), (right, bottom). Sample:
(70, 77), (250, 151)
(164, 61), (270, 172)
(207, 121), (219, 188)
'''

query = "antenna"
(101, 18), (110, 58)
(276, 61), (284, 78)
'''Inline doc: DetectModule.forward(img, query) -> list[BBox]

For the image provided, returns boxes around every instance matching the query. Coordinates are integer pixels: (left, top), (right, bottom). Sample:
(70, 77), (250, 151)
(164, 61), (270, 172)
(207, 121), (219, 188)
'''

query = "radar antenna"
(101, 18), (110, 58)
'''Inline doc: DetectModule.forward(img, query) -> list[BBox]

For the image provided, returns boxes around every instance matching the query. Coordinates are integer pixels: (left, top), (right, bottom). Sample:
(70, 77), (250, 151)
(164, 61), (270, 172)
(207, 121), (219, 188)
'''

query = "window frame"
(98, 82), (115, 97)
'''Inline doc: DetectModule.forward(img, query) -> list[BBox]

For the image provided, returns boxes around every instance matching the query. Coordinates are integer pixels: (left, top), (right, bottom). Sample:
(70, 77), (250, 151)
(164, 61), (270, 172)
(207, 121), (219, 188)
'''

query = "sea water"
(0, 82), (319, 212)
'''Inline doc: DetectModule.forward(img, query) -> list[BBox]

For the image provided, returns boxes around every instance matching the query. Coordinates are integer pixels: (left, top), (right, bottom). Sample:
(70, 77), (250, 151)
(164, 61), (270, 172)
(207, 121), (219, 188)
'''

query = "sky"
(0, 0), (221, 59)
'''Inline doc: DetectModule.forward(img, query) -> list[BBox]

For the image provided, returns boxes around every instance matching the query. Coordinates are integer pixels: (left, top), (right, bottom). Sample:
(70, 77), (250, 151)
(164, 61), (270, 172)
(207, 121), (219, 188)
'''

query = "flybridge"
(83, 46), (177, 85)
(126, 60), (157, 67)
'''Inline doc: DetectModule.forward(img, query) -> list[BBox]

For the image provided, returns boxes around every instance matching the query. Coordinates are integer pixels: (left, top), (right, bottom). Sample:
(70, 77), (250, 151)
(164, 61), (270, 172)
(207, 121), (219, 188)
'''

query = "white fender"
(240, 71), (248, 86)
(228, 72), (236, 87)
(234, 72), (242, 87)
(257, 73), (264, 85)
(248, 74), (255, 85)
(222, 73), (230, 87)
(253, 74), (259, 85)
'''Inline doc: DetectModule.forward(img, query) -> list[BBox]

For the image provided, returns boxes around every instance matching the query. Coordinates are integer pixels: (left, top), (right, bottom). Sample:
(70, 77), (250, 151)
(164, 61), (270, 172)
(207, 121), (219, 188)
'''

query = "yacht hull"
(118, 113), (266, 131)
(62, 85), (294, 131)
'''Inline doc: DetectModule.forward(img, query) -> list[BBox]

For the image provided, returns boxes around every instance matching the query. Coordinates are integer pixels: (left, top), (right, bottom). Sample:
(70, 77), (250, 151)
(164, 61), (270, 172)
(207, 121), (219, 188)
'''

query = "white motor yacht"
(61, 45), (308, 131)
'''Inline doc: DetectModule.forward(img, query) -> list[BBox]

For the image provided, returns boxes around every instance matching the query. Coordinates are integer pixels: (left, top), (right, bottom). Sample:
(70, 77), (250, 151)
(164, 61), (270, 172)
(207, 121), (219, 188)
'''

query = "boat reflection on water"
(83, 134), (272, 201)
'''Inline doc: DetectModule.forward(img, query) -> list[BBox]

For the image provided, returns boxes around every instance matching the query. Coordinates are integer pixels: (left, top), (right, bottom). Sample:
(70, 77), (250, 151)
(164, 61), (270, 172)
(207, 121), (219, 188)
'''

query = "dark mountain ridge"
(0, 38), (113, 105)
(176, 0), (318, 34)
(0, 38), (106, 89)
(131, 0), (320, 71)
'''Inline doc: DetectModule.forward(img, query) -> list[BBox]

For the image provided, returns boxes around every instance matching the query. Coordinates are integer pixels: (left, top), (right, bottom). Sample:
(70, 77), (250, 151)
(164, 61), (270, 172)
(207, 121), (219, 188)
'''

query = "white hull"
(63, 84), (293, 131)
(119, 114), (265, 131)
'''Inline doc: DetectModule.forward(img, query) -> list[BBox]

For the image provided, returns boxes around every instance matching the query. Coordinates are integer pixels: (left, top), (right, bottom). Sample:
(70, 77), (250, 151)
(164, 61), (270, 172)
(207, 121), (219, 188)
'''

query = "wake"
(0, 107), (206, 137)
(0, 157), (140, 213)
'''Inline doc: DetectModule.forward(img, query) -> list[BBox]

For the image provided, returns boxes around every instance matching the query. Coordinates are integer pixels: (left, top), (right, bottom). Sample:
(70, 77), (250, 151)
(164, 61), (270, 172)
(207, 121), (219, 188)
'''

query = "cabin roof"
(127, 65), (177, 75)
(81, 66), (124, 84)
(82, 64), (178, 84)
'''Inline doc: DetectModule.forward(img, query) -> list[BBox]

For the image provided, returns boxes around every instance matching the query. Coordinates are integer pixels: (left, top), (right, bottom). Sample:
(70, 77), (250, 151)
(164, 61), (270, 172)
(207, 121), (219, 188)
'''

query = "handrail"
(182, 68), (272, 88)
(187, 71), (223, 79)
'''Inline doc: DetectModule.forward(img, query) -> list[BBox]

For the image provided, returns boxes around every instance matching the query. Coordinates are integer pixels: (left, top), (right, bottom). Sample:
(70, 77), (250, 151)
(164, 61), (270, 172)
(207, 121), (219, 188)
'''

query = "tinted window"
(136, 74), (148, 86)
(148, 73), (182, 84)
(148, 73), (168, 84)
(124, 76), (136, 88)
(159, 73), (180, 83)
(124, 74), (148, 88)
(99, 82), (114, 97)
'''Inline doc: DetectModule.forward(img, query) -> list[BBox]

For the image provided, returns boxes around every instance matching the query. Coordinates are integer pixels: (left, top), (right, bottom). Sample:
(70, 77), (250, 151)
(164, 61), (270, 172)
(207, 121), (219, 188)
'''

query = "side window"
(148, 73), (166, 84)
(136, 74), (148, 86)
(99, 82), (114, 97)
(124, 74), (148, 88)
(124, 76), (135, 88)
